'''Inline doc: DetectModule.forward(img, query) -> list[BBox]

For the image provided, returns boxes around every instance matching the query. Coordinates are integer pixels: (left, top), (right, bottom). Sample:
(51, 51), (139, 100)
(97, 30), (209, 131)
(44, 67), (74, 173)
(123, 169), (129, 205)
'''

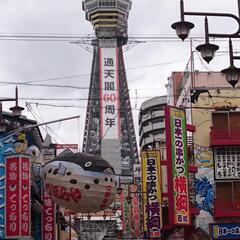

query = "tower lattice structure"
(82, 0), (138, 175)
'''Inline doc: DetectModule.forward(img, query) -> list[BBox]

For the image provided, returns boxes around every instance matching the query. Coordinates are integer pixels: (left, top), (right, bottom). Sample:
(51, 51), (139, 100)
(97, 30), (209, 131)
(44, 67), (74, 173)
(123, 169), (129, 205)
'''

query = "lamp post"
(171, 0), (240, 87)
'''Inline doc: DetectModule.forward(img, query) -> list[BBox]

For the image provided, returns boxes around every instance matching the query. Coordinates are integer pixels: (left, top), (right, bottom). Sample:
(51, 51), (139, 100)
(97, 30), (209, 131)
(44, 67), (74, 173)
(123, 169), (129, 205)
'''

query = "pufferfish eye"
(85, 161), (92, 168)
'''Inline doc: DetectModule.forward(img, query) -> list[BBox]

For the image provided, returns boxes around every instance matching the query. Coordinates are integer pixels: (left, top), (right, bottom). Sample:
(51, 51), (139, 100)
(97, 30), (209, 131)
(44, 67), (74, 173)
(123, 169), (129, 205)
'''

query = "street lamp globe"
(221, 65), (240, 88)
(171, 21), (194, 41)
(196, 42), (219, 63)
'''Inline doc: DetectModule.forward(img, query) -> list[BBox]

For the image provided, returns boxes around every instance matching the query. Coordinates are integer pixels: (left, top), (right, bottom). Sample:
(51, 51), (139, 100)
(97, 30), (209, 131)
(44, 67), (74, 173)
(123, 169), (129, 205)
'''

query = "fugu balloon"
(41, 152), (116, 213)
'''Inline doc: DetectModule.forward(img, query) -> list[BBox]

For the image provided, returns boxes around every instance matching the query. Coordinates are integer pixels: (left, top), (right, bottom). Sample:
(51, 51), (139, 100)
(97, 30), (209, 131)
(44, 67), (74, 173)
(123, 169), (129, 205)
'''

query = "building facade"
(138, 96), (167, 150)
(167, 70), (240, 239)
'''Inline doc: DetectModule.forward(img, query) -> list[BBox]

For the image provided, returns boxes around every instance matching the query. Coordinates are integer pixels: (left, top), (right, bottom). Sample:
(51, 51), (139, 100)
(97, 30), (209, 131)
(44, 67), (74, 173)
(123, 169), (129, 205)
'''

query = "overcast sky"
(0, 0), (238, 148)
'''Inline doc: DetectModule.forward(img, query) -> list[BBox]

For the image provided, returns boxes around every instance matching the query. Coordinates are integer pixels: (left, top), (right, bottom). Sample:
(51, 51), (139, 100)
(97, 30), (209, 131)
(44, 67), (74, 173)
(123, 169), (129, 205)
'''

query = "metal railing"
(214, 199), (240, 217)
(210, 128), (240, 140)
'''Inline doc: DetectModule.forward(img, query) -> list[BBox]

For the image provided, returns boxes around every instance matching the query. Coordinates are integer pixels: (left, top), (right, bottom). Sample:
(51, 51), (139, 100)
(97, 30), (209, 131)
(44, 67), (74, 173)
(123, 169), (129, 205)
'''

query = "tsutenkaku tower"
(82, 0), (138, 175)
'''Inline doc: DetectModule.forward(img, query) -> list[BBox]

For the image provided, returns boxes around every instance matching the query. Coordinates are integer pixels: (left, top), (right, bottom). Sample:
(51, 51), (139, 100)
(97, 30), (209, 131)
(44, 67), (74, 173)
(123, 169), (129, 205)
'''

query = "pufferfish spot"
(69, 179), (77, 184)
(94, 179), (99, 184)
(53, 169), (58, 175)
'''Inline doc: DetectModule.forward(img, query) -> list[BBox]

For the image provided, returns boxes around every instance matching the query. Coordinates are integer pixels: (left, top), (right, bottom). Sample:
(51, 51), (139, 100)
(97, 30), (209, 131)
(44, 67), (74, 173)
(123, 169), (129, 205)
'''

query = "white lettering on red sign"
(5, 157), (20, 237)
(42, 191), (55, 240)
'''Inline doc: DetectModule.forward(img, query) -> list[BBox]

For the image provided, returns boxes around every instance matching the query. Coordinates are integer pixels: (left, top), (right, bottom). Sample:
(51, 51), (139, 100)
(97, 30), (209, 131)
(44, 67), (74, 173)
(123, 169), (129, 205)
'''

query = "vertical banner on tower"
(164, 106), (190, 225)
(42, 190), (56, 240)
(141, 150), (162, 238)
(5, 155), (31, 238)
(99, 47), (120, 139)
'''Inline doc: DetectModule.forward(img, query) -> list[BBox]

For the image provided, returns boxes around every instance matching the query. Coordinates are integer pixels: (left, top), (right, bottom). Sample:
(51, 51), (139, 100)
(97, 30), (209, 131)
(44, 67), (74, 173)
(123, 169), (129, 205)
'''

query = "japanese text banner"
(165, 106), (190, 225)
(5, 157), (20, 238)
(5, 155), (31, 238)
(42, 190), (56, 240)
(141, 150), (162, 238)
(99, 47), (120, 139)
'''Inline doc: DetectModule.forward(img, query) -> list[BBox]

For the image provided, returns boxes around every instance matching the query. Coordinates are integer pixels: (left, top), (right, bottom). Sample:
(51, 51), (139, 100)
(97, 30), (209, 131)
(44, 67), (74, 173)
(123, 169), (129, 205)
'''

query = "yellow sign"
(141, 150), (162, 239)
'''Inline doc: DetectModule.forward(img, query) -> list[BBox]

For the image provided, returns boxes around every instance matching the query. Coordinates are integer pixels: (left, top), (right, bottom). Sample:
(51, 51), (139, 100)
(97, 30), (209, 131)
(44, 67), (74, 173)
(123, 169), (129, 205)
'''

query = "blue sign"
(0, 135), (15, 239)
(212, 223), (240, 239)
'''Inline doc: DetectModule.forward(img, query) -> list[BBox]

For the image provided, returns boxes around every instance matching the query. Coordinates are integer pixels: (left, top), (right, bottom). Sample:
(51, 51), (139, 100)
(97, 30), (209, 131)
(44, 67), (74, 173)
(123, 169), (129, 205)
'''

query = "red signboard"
(5, 155), (31, 238)
(55, 144), (78, 149)
(42, 190), (56, 240)
(5, 157), (20, 238)
(129, 184), (142, 238)
(20, 157), (31, 236)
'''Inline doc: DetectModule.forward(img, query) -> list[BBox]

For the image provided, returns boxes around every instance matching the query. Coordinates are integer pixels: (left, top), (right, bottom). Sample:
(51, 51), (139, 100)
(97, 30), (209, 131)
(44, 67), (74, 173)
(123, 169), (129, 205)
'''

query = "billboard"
(141, 150), (162, 238)
(5, 155), (31, 238)
(165, 106), (190, 225)
(211, 223), (240, 239)
(99, 47), (120, 139)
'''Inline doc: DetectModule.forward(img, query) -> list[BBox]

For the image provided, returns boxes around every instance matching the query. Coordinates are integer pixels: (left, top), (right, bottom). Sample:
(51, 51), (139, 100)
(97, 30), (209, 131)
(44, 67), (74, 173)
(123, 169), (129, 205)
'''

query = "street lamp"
(171, 0), (240, 87)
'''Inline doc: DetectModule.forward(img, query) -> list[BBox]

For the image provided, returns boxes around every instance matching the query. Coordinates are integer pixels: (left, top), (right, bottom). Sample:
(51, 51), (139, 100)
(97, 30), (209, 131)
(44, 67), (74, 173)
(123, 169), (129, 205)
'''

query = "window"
(216, 181), (240, 201)
(214, 146), (240, 180)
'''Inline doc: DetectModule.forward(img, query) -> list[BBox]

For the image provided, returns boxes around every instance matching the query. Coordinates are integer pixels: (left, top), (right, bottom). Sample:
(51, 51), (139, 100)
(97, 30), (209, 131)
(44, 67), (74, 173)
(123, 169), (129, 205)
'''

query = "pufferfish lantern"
(41, 152), (117, 213)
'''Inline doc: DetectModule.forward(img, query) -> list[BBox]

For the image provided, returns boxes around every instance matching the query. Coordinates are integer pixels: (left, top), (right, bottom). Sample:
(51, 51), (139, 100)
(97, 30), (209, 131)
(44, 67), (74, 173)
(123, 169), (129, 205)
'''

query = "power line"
(0, 33), (233, 43)
(17, 93), (240, 102)
(26, 101), (141, 111)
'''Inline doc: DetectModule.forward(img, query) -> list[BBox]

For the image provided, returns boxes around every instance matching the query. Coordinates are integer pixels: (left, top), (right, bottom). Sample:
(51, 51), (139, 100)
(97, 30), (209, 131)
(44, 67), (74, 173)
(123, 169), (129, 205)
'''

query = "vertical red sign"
(5, 155), (31, 238)
(5, 157), (20, 238)
(20, 157), (31, 236)
(129, 184), (142, 238)
(42, 190), (56, 240)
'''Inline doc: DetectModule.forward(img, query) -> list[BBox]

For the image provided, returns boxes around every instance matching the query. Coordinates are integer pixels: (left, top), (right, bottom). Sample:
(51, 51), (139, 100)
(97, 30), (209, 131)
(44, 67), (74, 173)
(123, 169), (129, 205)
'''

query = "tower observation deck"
(82, 0), (139, 176)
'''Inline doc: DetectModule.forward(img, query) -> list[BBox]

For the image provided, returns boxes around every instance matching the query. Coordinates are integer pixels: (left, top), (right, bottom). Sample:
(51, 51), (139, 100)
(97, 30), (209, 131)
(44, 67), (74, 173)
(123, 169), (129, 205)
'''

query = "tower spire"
(82, 0), (139, 176)
(9, 86), (24, 116)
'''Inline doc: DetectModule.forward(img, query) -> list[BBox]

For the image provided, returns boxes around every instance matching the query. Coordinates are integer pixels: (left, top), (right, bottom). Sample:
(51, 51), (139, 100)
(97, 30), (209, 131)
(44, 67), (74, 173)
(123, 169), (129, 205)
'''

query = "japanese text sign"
(100, 47), (120, 139)
(214, 147), (240, 180)
(42, 190), (56, 240)
(20, 157), (31, 236)
(165, 106), (190, 225)
(129, 183), (142, 238)
(211, 223), (240, 239)
(121, 185), (131, 236)
(141, 150), (162, 238)
(5, 155), (31, 238)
